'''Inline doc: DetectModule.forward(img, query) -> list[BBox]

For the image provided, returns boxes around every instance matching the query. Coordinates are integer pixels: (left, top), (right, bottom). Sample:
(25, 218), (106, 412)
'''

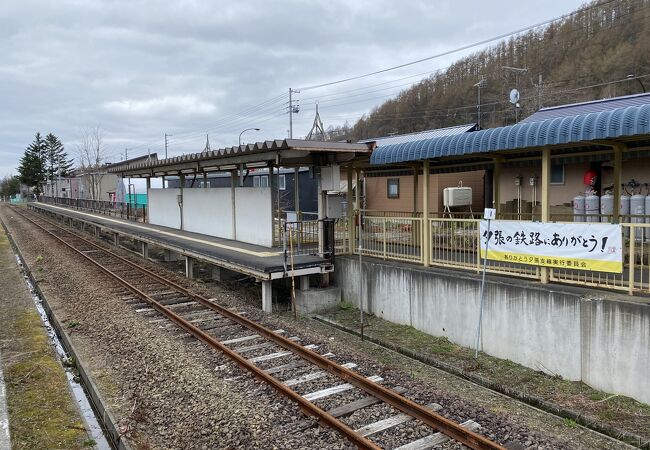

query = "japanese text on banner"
(479, 221), (623, 273)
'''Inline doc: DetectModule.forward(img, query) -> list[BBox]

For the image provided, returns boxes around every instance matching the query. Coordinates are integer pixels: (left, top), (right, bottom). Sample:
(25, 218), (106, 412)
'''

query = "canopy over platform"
(370, 104), (650, 170)
(108, 139), (373, 178)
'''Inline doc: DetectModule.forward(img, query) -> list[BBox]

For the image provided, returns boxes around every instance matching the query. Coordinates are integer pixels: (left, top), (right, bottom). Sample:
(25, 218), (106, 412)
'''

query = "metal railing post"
(629, 225), (636, 296)
(383, 217), (387, 259)
(476, 220), (482, 273)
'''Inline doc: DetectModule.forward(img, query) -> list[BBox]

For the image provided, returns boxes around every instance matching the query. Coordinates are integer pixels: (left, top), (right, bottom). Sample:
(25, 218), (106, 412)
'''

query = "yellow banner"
(481, 249), (623, 273)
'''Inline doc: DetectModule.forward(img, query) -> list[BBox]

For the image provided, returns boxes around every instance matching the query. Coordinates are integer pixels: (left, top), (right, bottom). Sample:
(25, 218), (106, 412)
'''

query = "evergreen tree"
(0, 175), (20, 198)
(17, 133), (46, 194)
(44, 133), (74, 179)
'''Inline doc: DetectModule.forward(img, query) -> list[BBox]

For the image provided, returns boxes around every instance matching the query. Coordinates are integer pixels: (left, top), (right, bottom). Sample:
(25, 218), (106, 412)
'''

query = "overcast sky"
(0, 0), (586, 177)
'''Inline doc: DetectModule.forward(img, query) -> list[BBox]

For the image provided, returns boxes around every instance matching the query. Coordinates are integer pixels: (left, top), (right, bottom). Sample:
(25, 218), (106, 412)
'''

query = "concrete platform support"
(164, 249), (180, 262)
(295, 286), (341, 315)
(261, 280), (272, 313)
(211, 266), (238, 282)
(185, 256), (194, 279)
(300, 275), (310, 290)
(113, 233), (120, 247)
(141, 242), (149, 260)
(95, 226), (100, 238)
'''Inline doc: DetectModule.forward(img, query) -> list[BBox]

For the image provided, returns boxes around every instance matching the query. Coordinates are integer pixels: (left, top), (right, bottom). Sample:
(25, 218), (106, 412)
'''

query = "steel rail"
(19, 208), (505, 450)
(16, 209), (382, 449)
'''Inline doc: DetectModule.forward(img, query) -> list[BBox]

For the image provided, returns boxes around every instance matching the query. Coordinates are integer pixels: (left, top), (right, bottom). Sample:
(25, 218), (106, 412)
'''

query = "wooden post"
(422, 160), (430, 267)
(347, 167), (354, 254)
(540, 147), (551, 283)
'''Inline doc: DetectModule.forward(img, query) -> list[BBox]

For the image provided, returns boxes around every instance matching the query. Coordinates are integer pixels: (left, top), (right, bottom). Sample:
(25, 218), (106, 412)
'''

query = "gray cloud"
(0, 0), (584, 176)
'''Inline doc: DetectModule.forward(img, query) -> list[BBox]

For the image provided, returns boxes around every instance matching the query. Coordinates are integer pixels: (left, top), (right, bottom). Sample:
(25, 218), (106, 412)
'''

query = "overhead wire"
(311, 73), (650, 124)
(296, 0), (617, 91)
(108, 0), (641, 155)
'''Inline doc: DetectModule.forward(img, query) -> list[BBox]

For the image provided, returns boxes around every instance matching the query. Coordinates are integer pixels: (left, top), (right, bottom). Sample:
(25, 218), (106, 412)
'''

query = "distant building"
(359, 124), (484, 215)
(165, 167), (320, 214)
(43, 169), (120, 202)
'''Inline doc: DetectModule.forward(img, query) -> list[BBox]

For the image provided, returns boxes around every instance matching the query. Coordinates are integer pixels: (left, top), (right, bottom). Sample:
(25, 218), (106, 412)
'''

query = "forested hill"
(331, 0), (650, 141)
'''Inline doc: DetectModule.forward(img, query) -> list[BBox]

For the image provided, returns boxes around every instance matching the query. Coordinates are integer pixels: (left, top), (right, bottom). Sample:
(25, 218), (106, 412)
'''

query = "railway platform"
(26, 202), (333, 312)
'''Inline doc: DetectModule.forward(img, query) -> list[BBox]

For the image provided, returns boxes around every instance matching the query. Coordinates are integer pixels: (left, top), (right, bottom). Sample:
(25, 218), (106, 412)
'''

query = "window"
(199, 181), (211, 188)
(550, 164), (565, 185)
(254, 175), (269, 188)
(279, 175), (286, 190)
(387, 178), (400, 199)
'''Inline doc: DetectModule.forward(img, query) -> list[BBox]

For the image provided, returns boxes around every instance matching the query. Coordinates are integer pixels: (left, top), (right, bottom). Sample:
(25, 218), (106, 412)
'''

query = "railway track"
(15, 206), (505, 450)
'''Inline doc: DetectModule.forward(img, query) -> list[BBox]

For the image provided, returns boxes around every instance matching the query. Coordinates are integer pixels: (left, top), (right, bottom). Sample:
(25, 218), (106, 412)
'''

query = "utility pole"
(164, 133), (172, 159)
(473, 76), (487, 129)
(124, 147), (128, 161)
(288, 88), (300, 139)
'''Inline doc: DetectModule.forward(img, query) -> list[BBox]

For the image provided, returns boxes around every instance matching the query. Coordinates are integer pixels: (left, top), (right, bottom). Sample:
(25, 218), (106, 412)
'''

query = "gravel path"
(1, 205), (636, 450)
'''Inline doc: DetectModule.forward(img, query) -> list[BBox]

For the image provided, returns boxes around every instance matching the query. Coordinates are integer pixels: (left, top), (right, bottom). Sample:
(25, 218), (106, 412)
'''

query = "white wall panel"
(235, 187), (273, 247)
(148, 188), (181, 229)
(182, 188), (233, 239)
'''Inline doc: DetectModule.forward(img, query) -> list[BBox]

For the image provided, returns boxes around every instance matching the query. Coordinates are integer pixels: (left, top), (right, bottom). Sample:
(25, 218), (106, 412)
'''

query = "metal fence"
(359, 213), (423, 263)
(39, 196), (147, 223)
(350, 211), (650, 295)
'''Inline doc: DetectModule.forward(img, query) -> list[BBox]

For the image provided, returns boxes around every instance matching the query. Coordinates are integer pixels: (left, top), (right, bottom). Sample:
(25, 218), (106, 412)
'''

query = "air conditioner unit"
(443, 186), (472, 207)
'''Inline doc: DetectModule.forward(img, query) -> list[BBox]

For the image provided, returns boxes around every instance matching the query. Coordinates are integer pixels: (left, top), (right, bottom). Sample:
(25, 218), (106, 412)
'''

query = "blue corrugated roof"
(359, 124), (477, 146)
(521, 93), (650, 123)
(370, 104), (650, 165)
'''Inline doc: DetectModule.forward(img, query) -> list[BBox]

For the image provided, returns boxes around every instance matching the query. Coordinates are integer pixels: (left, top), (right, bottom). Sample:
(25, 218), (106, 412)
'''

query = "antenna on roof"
(509, 89), (521, 123)
(473, 76), (487, 129)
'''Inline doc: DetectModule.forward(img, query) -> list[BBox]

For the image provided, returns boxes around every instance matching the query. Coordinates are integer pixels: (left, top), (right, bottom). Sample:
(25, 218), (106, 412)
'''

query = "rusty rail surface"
(15, 206), (504, 450)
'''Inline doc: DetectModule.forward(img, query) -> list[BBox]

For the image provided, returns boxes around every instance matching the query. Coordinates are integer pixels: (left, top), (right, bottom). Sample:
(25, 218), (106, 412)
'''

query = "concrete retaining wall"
(335, 256), (650, 405)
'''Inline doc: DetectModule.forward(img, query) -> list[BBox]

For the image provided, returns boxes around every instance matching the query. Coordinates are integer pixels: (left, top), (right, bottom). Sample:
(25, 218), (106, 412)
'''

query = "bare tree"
(77, 126), (108, 201)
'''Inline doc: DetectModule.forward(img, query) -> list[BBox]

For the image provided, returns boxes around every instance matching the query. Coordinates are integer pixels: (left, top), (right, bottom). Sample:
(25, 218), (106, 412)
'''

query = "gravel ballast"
(1, 204), (637, 450)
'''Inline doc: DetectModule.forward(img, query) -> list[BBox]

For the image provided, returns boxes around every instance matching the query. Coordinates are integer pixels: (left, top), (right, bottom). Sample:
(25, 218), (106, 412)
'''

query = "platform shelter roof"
(108, 139), (372, 177)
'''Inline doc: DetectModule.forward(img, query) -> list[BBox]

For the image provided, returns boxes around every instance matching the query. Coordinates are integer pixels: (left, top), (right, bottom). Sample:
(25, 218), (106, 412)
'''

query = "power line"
(296, 0), (617, 91)
(297, 2), (647, 110)
(311, 73), (650, 124)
